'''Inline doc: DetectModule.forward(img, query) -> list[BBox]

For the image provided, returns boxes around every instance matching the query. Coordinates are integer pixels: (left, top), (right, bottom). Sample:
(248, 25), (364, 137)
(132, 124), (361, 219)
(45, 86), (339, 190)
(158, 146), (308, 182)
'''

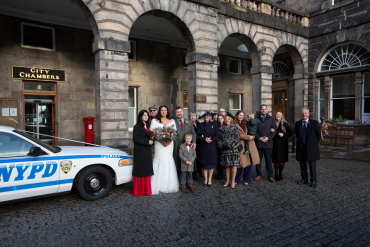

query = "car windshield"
(13, 130), (60, 153)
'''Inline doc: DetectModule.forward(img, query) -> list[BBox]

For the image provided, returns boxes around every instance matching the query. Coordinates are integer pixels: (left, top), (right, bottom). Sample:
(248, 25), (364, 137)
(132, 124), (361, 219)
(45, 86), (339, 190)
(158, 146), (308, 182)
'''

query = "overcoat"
(197, 121), (219, 165)
(217, 124), (240, 166)
(132, 122), (154, 177)
(272, 121), (292, 164)
(179, 143), (197, 172)
(255, 114), (277, 149)
(236, 124), (260, 168)
(295, 119), (321, 161)
(173, 118), (197, 171)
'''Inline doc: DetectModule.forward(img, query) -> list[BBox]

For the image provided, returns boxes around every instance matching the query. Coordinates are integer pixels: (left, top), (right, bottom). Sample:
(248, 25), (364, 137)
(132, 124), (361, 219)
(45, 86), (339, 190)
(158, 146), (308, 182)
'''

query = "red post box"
(83, 117), (95, 144)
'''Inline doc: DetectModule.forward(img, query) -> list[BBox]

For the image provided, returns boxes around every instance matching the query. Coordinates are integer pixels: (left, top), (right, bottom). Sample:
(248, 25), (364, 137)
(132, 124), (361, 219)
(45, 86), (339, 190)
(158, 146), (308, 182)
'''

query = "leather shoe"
(254, 176), (261, 181)
(298, 179), (308, 185)
(180, 187), (188, 193)
(268, 177), (275, 182)
(189, 187), (195, 192)
(310, 181), (317, 188)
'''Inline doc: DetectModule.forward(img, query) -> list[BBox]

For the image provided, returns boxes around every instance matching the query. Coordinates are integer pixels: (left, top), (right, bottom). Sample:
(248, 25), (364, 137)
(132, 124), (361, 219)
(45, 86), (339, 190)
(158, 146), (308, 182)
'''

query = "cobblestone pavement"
(1, 158), (369, 247)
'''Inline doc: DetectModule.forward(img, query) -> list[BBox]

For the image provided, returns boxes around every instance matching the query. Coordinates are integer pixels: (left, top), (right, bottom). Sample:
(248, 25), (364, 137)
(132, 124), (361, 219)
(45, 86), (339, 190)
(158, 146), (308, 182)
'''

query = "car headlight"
(118, 158), (132, 167)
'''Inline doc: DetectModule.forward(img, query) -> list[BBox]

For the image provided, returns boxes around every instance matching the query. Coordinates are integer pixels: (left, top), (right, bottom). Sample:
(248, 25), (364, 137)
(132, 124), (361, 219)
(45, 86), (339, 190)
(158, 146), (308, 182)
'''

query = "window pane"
(364, 98), (370, 113)
(319, 99), (325, 119)
(319, 79), (325, 99)
(229, 59), (240, 74)
(333, 98), (355, 120)
(183, 92), (188, 108)
(24, 83), (55, 92)
(274, 91), (283, 105)
(0, 132), (33, 157)
(129, 87), (135, 107)
(364, 72), (370, 97)
(332, 74), (355, 98)
(23, 25), (53, 49)
(229, 94), (240, 109)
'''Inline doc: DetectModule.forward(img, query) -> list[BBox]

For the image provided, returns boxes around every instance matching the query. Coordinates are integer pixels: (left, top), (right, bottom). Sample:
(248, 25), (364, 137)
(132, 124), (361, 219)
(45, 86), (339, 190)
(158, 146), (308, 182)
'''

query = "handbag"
(237, 144), (243, 152)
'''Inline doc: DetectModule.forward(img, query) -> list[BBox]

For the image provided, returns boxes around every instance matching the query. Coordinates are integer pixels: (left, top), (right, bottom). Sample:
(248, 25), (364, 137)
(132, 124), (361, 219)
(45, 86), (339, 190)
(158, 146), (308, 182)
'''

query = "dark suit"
(254, 114), (277, 178)
(132, 122), (154, 177)
(173, 118), (197, 177)
(295, 118), (321, 182)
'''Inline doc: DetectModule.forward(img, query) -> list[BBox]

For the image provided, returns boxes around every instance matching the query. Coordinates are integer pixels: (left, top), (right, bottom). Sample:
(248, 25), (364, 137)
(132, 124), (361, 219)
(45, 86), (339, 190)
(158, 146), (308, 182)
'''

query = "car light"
(119, 159), (131, 166)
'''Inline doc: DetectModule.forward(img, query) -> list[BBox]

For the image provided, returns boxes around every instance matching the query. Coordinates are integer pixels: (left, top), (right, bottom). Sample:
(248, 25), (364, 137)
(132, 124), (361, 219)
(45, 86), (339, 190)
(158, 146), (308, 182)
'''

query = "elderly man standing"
(254, 104), (277, 182)
(173, 106), (197, 178)
(148, 106), (157, 120)
(295, 108), (321, 188)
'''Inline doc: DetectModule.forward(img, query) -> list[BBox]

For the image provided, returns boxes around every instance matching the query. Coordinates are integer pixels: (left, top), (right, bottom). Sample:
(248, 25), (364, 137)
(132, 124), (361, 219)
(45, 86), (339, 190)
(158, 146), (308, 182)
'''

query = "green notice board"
(0, 99), (20, 129)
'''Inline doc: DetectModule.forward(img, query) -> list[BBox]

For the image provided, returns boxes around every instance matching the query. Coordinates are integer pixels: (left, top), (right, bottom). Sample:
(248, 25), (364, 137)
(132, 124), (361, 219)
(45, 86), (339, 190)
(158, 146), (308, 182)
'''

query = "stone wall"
(128, 39), (188, 114)
(0, 15), (95, 145)
(217, 54), (253, 113)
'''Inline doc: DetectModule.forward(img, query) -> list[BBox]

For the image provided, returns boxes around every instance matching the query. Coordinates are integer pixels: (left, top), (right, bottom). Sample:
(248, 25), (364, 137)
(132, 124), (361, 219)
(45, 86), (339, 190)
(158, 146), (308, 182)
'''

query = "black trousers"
(299, 145), (317, 182)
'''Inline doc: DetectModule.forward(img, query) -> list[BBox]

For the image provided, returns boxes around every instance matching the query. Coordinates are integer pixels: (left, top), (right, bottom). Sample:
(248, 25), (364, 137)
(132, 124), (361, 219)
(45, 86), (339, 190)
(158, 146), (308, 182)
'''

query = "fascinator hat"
(198, 110), (215, 119)
(225, 112), (234, 119)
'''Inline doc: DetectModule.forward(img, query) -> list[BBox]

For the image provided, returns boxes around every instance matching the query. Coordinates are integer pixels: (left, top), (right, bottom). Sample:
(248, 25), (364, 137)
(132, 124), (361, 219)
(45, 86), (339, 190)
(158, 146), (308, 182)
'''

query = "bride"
(150, 105), (179, 194)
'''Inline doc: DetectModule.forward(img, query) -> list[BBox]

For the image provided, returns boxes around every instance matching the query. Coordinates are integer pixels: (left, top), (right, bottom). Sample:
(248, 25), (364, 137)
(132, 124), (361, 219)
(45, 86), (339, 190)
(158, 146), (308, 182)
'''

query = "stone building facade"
(1, 0), (367, 148)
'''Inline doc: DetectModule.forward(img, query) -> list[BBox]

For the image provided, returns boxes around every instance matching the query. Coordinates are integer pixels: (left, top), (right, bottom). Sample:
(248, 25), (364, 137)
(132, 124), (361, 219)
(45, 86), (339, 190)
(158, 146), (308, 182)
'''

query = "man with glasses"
(148, 106), (157, 120)
(219, 108), (226, 117)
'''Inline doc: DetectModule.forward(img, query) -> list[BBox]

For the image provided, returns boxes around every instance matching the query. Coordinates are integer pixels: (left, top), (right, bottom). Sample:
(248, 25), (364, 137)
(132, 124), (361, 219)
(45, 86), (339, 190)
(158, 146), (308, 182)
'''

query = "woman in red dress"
(130, 110), (154, 196)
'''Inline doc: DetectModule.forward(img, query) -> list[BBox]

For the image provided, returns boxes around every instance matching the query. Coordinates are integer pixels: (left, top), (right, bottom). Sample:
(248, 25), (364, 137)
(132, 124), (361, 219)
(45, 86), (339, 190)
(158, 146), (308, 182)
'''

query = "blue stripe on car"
(0, 155), (130, 164)
(0, 179), (74, 193)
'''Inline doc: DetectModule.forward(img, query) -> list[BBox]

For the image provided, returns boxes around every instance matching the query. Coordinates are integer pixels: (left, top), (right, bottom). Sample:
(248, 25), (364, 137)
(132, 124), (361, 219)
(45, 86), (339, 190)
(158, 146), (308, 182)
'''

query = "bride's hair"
(157, 105), (171, 123)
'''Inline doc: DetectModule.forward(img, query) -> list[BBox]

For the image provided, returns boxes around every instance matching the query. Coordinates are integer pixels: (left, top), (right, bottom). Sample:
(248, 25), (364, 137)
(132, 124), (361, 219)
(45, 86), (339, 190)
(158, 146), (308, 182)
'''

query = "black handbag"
(237, 144), (243, 152)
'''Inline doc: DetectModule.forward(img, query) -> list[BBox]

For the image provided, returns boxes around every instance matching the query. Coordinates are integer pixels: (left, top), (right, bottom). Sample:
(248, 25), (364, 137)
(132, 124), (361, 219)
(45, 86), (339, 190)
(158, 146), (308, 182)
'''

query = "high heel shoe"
(223, 182), (229, 187)
(231, 183), (236, 189)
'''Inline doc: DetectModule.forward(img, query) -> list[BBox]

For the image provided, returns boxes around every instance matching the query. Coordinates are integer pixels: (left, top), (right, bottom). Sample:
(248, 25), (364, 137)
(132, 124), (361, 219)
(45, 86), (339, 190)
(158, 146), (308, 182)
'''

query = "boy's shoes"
(180, 187), (188, 193)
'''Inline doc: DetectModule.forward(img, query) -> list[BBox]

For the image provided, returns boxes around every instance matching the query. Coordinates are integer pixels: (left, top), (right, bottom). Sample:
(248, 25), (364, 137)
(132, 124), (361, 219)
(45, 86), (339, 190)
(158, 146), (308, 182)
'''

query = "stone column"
(324, 75), (331, 120)
(186, 52), (219, 114)
(354, 71), (363, 124)
(93, 38), (130, 148)
(251, 65), (273, 114)
(293, 73), (308, 121)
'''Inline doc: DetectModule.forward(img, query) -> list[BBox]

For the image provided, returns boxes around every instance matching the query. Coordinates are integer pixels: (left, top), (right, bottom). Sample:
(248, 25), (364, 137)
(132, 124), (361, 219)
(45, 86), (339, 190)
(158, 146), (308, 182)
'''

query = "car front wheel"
(75, 166), (113, 200)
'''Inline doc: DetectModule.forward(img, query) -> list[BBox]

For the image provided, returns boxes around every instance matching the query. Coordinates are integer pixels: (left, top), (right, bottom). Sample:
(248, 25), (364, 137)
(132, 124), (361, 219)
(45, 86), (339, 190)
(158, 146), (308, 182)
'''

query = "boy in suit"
(179, 133), (197, 193)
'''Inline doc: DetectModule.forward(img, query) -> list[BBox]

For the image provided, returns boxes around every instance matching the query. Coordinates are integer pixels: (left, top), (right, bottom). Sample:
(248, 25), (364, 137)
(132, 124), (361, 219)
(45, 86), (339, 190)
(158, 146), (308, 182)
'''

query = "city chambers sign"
(12, 66), (65, 82)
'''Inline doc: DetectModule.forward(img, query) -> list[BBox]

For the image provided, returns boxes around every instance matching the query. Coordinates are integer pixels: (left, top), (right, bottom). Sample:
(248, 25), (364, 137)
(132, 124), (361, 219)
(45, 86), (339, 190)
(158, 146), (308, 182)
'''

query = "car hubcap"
(90, 178), (100, 189)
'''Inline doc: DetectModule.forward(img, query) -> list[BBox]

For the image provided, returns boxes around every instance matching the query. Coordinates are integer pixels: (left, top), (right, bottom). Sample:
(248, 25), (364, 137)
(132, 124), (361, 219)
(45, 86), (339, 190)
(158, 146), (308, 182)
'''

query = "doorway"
(272, 90), (287, 118)
(24, 95), (55, 145)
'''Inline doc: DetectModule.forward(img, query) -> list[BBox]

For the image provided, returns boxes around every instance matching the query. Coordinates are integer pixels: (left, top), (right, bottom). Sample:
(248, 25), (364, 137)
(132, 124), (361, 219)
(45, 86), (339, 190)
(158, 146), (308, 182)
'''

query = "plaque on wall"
(0, 99), (20, 129)
(12, 66), (65, 82)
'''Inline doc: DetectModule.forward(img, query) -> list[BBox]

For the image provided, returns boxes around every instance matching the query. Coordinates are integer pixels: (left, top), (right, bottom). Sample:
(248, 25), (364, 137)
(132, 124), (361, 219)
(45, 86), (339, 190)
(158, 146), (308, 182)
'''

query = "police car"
(0, 125), (133, 203)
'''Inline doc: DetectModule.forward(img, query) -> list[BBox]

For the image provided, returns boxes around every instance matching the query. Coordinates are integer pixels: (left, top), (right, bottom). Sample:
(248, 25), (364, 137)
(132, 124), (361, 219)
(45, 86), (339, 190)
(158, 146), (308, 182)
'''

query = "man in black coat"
(295, 108), (321, 188)
(254, 104), (277, 182)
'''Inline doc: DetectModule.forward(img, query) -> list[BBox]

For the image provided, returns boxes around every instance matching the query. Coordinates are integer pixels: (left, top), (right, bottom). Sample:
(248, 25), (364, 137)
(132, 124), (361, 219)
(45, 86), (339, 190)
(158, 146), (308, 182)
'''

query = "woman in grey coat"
(217, 114), (240, 188)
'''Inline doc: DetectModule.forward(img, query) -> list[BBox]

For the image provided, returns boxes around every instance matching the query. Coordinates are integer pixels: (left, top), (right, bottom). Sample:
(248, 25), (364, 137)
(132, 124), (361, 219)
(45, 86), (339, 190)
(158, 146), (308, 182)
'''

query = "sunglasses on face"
(150, 109), (157, 112)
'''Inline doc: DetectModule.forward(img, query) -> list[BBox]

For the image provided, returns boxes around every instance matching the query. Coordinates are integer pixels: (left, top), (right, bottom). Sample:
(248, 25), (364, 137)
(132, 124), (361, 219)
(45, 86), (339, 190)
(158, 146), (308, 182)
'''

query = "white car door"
(0, 132), (59, 202)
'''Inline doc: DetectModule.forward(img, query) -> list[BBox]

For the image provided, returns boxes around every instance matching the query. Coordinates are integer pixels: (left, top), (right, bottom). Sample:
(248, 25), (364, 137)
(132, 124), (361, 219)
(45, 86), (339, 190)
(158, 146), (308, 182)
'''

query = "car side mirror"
(28, 147), (45, 157)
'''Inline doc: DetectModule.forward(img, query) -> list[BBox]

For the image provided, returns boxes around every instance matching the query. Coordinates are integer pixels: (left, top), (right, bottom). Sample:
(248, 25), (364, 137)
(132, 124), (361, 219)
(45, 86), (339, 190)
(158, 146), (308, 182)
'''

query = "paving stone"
(1, 158), (370, 246)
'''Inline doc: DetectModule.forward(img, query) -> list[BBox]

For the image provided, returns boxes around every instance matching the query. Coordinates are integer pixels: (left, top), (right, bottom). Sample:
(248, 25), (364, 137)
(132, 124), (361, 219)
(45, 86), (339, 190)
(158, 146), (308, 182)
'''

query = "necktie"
(186, 144), (191, 146)
(302, 121), (307, 145)
(179, 119), (184, 128)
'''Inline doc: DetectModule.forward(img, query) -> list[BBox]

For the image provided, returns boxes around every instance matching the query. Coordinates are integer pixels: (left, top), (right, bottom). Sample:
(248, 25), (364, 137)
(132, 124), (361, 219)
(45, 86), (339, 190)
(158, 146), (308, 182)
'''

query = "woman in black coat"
(197, 111), (219, 187)
(272, 112), (292, 181)
(130, 109), (154, 196)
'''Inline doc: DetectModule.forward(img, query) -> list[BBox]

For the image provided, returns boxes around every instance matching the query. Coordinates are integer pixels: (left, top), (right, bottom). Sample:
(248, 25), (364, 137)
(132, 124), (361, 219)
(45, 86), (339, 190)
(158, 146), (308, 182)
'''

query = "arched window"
(273, 62), (289, 78)
(319, 43), (370, 72)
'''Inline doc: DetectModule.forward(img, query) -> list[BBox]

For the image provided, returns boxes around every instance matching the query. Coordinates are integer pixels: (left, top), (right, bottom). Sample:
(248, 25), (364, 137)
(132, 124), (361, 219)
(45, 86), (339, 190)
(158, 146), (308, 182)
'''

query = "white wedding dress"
(150, 119), (179, 195)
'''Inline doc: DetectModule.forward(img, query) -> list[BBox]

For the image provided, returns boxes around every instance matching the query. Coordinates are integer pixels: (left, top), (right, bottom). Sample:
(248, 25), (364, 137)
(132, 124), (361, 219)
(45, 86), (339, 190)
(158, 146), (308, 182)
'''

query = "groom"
(173, 106), (197, 178)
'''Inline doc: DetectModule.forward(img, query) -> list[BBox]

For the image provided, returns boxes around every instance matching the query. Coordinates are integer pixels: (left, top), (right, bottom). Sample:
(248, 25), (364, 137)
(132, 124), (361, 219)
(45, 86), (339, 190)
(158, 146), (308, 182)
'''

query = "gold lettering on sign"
(37, 85), (42, 90)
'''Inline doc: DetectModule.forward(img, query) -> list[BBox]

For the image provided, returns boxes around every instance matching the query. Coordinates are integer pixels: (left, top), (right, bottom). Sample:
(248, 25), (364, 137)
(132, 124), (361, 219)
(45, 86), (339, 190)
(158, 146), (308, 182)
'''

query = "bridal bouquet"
(149, 125), (177, 141)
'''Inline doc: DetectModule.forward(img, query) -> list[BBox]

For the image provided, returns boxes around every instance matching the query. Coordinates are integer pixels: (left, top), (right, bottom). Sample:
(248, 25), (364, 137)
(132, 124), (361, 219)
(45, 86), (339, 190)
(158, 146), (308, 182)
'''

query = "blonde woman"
(272, 112), (292, 181)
